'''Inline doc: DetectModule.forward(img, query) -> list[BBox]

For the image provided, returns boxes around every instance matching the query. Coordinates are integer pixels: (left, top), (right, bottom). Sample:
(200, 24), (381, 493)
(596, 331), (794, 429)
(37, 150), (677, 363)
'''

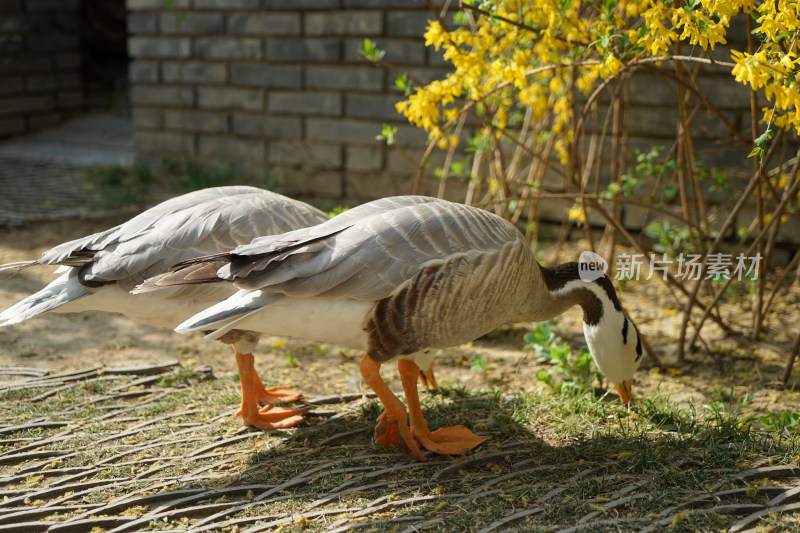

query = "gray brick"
(228, 13), (300, 35)
(403, 67), (450, 84)
(344, 38), (425, 64)
(164, 109), (229, 133)
(25, 74), (56, 91)
(232, 113), (302, 138)
(344, 0), (413, 6)
(127, 13), (158, 34)
(305, 11), (381, 36)
(306, 118), (377, 144)
(128, 36), (191, 58)
(386, 148), (422, 177)
(194, 38), (262, 60)
(129, 61), (159, 83)
(266, 39), (340, 62)
(386, 11), (434, 36)
(273, 168), (343, 198)
(269, 141), (342, 168)
(306, 65), (383, 91)
(0, 76), (23, 95)
(132, 108), (161, 129)
(394, 123), (430, 147)
(197, 86), (263, 110)
(269, 91), (341, 115)
(0, 95), (53, 116)
(344, 171), (414, 201)
(162, 61), (226, 83)
(27, 0), (78, 10)
(346, 145), (383, 172)
(194, 0), (260, 8)
(127, 0), (189, 9)
(197, 135), (265, 169)
(135, 130), (195, 157)
(230, 64), (300, 88)
(55, 53), (81, 70)
(696, 75), (753, 110)
(264, 0), (339, 8)
(0, 117), (26, 137)
(131, 85), (194, 106)
(161, 12), (225, 34)
(345, 93), (403, 121)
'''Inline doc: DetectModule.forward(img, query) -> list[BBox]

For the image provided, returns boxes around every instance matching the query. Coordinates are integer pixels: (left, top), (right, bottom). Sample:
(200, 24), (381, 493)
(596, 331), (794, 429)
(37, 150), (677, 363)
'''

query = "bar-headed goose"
(137, 196), (643, 461)
(0, 186), (328, 430)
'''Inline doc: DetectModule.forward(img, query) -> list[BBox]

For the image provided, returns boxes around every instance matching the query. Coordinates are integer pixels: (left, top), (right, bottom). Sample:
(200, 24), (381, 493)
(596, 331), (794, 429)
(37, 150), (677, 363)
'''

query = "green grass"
(2, 370), (799, 532)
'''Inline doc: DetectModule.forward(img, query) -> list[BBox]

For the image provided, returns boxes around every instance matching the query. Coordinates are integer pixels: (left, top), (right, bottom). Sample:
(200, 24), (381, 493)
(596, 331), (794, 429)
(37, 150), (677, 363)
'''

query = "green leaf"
(358, 38), (385, 62)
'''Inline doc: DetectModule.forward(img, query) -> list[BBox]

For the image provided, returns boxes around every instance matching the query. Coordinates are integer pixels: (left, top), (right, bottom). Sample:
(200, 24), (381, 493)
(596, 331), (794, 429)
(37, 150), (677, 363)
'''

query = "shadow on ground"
(1, 363), (799, 533)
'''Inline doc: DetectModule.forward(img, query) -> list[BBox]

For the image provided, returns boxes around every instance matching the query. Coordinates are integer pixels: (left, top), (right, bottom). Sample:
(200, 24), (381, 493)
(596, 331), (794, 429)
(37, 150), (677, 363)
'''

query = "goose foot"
(399, 358), (488, 457)
(236, 349), (306, 430)
(361, 355), (426, 462)
(373, 411), (425, 461)
(412, 425), (489, 456)
(241, 405), (306, 430)
(253, 383), (304, 405)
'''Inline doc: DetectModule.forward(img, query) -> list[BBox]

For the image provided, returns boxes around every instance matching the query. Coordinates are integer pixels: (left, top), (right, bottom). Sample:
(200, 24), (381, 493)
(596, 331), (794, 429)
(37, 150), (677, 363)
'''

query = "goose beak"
(614, 379), (632, 406)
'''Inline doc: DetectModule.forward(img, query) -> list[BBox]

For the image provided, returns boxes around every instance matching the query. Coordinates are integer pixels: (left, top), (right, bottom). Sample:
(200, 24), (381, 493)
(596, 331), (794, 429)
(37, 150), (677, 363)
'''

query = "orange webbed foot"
(254, 384), (304, 404)
(240, 405), (307, 430)
(373, 410), (426, 462)
(413, 425), (489, 456)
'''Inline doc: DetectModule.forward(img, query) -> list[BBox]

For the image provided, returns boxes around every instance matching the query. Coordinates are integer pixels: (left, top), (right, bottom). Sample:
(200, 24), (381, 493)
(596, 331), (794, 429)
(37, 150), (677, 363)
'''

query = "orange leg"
(417, 362), (438, 391)
(234, 348), (305, 430)
(399, 358), (489, 456)
(360, 355), (426, 462)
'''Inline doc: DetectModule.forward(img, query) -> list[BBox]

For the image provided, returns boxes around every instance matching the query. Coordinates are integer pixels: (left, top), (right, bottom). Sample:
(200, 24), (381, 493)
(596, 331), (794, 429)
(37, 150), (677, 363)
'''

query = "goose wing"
(149, 196), (523, 302)
(10, 186), (328, 289)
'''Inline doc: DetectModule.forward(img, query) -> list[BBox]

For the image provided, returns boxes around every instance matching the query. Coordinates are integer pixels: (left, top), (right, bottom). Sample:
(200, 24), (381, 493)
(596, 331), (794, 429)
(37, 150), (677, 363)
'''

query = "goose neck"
(522, 262), (620, 325)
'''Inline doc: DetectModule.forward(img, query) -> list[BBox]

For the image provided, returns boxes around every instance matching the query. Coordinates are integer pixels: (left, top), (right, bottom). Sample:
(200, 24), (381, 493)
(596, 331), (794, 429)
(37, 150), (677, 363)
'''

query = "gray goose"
(137, 196), (643, 461)
(0, 186), (329, 429)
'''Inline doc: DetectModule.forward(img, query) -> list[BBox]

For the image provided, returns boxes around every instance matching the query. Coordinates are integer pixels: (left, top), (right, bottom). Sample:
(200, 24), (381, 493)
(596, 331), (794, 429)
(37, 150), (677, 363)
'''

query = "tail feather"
(0, 272), (93, 326)
(0, 260), (39, 273)
(174, 290), (274, 336)
(133, 260), (229, 294)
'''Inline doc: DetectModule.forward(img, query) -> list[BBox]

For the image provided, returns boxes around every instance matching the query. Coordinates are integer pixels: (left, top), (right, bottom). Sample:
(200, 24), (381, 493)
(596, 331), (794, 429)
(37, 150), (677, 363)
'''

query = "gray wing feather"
(224, 197), (522, 301)
(24, 187), (327, 287)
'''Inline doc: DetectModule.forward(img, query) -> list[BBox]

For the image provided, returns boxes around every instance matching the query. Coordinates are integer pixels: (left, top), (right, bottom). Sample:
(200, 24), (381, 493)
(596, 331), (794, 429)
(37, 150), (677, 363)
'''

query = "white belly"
(227, 296), (374, 350)
(63, 283), (238, 329)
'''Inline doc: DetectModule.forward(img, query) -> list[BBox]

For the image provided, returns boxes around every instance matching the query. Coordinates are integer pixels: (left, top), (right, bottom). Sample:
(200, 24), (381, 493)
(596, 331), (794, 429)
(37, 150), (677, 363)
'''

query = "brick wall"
(127, 0), (452, 203)
(125, 1), (796, 249)
(0, 0), (84, 137)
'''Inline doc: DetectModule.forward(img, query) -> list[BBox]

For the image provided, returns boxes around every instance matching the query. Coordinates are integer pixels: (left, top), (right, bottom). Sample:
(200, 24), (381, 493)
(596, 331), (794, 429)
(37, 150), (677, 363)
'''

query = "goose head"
(540, 262), (643, 405)
(582, 301), (642, 405)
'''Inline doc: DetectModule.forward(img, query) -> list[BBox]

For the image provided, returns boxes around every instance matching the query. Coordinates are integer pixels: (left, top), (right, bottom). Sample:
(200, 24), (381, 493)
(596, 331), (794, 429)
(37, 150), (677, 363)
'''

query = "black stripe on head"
(622, 316), (629, 344)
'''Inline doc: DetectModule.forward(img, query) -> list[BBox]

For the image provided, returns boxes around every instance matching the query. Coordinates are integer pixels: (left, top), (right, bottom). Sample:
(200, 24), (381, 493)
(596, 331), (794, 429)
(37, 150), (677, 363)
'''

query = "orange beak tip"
(614, 379), (633, 406)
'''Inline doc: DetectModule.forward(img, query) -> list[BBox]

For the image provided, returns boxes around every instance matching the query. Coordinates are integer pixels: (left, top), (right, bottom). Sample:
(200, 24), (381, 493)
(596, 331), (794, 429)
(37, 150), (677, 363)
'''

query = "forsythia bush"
(397, 0), (798, 165)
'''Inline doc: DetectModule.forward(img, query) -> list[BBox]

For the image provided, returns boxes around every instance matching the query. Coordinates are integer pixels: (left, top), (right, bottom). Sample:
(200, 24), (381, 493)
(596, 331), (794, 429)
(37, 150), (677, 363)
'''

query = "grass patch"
(2, 372), (799, 531)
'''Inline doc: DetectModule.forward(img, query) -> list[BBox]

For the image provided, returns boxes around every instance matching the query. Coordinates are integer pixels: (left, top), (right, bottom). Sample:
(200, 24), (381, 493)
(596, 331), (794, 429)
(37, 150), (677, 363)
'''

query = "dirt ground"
(1, 216), (798, 417)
